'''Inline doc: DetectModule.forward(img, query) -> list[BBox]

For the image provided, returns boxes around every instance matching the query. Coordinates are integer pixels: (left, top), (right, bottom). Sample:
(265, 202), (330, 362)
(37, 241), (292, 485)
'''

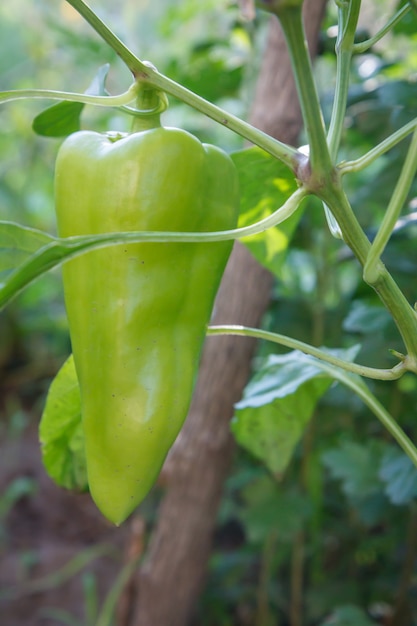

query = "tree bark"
(128, 2), (327, 625)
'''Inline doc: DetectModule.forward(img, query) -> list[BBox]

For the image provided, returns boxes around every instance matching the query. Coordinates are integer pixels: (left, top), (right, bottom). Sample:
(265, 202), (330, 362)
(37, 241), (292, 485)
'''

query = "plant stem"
(207, 325), (407, 379)
(276, 5), (332, 174)
(64, 0), (299, 169)
(327, 0), (361, 159)
(211, 323), (417, 469)
(364, 128), (417, 284)
(251, 0), (417, 364)
(65, 0), (143, 75)
(353, 4), (411, 54)
(129, 84), (167, 131)
(339, 118), (417, 174)
(312, 361), (417, 469)
(0, 189), (306, 310)
(0, 84), (138, 107)
(146, 72), (300, 169)
(321, 183), (417, 363)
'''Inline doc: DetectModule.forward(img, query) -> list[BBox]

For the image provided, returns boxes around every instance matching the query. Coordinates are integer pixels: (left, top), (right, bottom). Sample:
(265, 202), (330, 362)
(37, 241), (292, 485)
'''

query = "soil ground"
(0, 414), (130, 626)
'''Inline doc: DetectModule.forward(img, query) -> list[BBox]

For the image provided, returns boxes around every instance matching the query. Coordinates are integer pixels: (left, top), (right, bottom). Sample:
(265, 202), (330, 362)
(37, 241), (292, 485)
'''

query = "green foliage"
(239, 474), (311, 542)
(232, 147), (300, 278)
(39, 355), (87, 492)
(232, 348), (358, 476)
(2, 0), (417, 624)
(206, 3), (417, 621)
(32, 64), (111, 137)
(320, 605), (375, 626)
(380, 445), (417, 505)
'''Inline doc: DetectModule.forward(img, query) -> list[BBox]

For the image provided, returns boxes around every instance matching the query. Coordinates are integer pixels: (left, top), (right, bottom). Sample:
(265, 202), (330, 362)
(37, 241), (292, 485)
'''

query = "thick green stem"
(276, 5), (332, 174)
(144, 72), (300, 169)
(129, 84), (167, 132)
(65, 0), (143, 75)
(321, 183), (417, 364)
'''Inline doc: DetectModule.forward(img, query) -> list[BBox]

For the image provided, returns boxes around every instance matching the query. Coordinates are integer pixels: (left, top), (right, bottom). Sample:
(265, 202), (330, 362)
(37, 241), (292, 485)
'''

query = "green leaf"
(239, 475), (311, 543)
(392, 0), (417, 36)
(379, 445), (417, 505)
(32, 101), (85, 138)
(343, 300), (392, 334)
(32, 64), (110, 138)
(320, 605), (375, 626)
(231, 146), (300, 278)
(39, 355), (87, 492)
(231, 347), (360, 476)
(322, 438), (390, 525)
(322, 439), (386, 500)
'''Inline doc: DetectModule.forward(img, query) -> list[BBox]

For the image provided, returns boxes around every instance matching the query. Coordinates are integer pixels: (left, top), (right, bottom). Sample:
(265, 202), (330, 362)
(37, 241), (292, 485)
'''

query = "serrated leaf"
(32, 64), (110, 138)
(240, 475), (311, 542)
(39, 355), (87, 492)
(322, 439), (385, 500)
(231, 146), (300, 278)
(232, 347), (359, 476)
(379, 445), (417, 505)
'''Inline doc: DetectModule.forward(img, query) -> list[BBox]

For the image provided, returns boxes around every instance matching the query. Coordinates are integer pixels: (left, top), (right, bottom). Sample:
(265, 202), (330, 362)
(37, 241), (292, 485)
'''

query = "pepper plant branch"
(339, 118), (417, 174)
(321, 183), (417, 364)
(353, 3), (411, 54)
(209, 325), (417, 467)
(0, 83), (138, 107)
(0, 188), (306, 310)
(364, 128), (417, 285)
(142, 72), (299, 169)
(65, 0), (143, 74)
(207, 325), (407, 380)
(6, 0), (417, 371)
(327, 0), (361, 159)
(275, 5), (332, 174)
(64, 0), (299, 171)
(0, 79), (298, 170)
(299, 358), (417, 469)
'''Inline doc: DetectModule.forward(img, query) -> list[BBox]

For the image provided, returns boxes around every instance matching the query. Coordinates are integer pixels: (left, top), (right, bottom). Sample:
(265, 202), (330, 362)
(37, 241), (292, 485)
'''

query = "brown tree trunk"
(127, 2), (327, 625)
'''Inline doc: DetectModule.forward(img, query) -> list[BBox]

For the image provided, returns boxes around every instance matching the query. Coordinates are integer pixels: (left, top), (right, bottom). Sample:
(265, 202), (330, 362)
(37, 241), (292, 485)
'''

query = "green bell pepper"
(54, 117), (239, 524)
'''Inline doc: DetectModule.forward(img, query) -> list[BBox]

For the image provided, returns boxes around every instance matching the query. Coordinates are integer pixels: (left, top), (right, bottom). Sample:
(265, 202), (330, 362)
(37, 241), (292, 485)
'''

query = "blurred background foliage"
(2, 0), (417, 625)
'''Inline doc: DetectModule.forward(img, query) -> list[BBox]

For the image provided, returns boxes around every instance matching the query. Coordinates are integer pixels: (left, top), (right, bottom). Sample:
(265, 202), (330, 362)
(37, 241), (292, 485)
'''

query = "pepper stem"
(130, 82), (168, 132)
